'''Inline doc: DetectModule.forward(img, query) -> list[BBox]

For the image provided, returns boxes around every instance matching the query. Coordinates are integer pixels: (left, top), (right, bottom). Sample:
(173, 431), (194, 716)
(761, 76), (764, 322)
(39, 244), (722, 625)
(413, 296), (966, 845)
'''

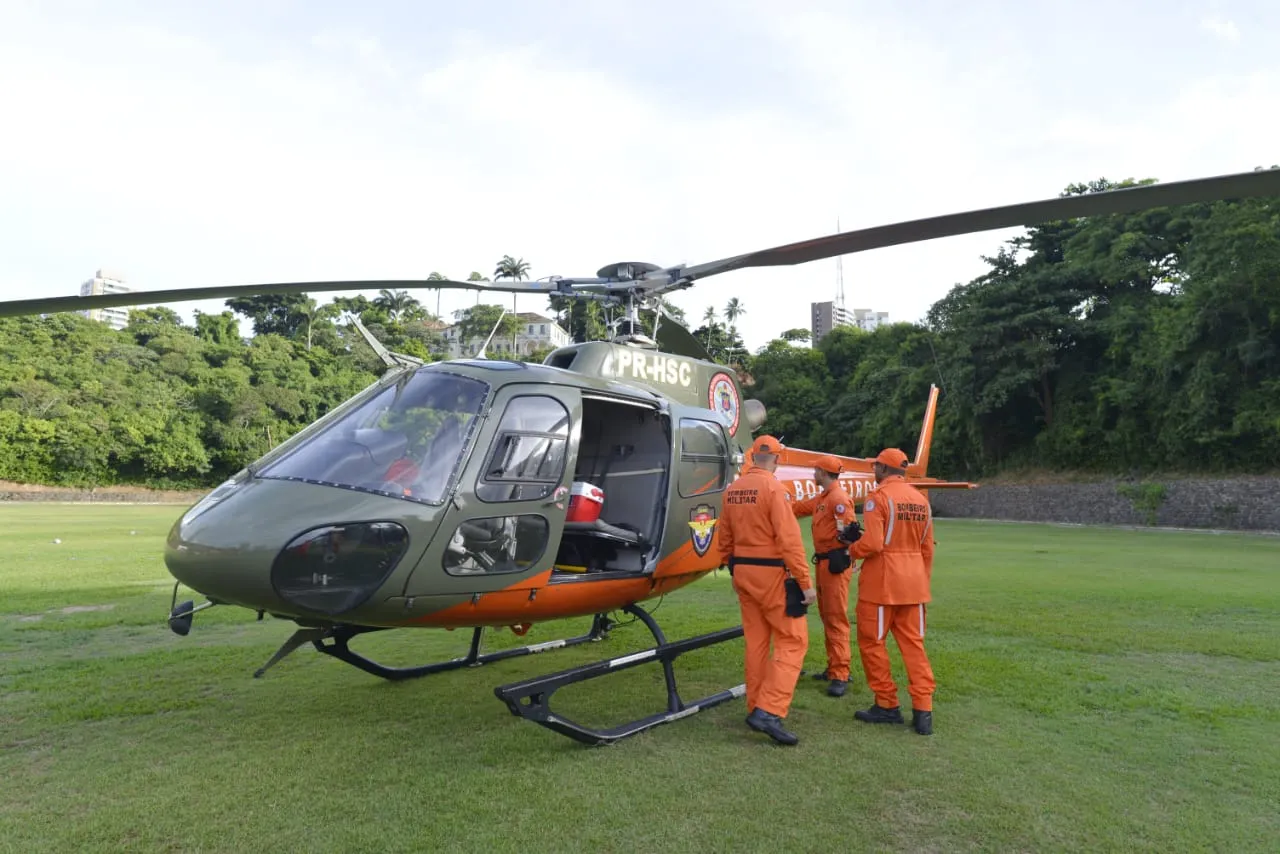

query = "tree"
(194, 311), (239, 346)
(427, 271), (448, 319)
(689, 323), (747, 366)
(373, 289), (421, 322)
(701, 306), (718, 348)
(454, 304), (521, 356)
(494, 255), (531, 352)
(724, 297), (745, 335)
(549, 295), (608, 344)
(225, 294), (312, 338)
(780, 328), (811, 344)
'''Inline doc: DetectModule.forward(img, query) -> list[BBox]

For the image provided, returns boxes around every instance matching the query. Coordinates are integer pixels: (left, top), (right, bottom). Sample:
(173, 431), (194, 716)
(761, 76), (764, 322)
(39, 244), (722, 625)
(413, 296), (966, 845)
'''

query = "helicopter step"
(493, 602), (745, 746)
(252, 613), (613, 680)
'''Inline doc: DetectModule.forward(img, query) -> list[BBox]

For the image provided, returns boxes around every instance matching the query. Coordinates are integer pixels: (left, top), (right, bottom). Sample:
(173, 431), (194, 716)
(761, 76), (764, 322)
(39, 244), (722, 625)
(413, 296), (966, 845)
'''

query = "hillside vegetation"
(2, 178), (1278, 489)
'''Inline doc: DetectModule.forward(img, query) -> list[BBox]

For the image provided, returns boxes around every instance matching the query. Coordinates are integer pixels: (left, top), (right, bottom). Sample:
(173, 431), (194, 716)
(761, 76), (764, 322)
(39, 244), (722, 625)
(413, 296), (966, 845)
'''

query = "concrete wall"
(928, 476), (1280, 532)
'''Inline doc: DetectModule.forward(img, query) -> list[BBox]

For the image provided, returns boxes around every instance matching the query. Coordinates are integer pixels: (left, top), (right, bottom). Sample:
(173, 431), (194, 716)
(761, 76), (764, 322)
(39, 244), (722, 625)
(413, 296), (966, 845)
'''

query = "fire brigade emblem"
(707, 372), (740, 435)
(688, 504), (717, 557)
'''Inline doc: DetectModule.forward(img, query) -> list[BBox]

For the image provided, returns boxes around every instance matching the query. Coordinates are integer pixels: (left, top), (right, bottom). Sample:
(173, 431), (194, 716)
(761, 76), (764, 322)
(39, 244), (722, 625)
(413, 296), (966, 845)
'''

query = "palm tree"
(702, 306), (717, 348)
(374, 288), (420, 322)
(724, 297), (745, 335)
(426, 272), (447, 320)
(467, 272), (487, 307)
(494, 255), (531, 353)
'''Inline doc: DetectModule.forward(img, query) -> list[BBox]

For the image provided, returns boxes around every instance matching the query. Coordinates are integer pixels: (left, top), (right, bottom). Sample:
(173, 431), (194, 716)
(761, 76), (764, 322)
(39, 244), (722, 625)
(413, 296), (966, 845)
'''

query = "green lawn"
(2, 505), (1277, 852)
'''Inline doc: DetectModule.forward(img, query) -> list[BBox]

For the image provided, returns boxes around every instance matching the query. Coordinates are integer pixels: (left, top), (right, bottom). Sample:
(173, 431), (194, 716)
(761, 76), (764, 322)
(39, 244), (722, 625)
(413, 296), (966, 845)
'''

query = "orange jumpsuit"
(717, 464), (812, 719)
(849, 475), (937, 712)
(792, 483), (857, 681)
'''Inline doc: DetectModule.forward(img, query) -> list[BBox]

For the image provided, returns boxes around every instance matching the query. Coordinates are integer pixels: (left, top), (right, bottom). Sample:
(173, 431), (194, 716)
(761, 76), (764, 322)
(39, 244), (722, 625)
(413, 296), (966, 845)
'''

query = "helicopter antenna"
(475, 307), (509, 359)
(347, 314), (423, 368)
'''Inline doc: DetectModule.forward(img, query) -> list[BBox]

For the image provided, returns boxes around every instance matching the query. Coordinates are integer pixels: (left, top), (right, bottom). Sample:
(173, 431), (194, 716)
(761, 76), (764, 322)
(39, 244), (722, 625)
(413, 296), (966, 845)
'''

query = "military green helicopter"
(3, 167), (1277, 746)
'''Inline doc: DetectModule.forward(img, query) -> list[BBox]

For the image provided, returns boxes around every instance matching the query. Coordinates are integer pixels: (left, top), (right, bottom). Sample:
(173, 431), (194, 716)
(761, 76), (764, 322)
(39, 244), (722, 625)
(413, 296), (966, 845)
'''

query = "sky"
(1, 0), (1277, 352)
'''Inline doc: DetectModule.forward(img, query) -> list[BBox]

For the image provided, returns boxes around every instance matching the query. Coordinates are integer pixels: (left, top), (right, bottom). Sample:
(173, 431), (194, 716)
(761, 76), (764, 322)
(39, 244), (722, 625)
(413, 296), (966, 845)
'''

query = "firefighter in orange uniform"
(790, 455), (860, 698)
(717, 434), (816, 745)
(847, 448), (937, 735)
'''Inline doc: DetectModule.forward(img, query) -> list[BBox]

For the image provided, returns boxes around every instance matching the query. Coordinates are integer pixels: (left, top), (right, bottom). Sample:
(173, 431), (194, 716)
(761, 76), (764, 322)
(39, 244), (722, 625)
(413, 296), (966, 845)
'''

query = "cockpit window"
(257, 369), (489, 505)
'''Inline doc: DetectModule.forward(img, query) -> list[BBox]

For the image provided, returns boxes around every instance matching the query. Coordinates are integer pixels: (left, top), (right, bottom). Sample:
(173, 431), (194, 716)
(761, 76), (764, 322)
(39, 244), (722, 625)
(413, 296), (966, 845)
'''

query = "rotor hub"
(596, 261), (663, 281)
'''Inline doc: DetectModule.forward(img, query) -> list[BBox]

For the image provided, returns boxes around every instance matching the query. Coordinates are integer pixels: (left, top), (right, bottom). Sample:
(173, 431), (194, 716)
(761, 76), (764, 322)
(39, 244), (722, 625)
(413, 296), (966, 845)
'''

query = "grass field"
(2, 505), (1278, 852)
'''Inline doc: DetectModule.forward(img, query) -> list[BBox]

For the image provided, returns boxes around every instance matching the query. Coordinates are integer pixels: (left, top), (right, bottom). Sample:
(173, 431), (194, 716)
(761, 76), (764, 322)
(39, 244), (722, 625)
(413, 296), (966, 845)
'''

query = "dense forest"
(1, 179), (1277, 489)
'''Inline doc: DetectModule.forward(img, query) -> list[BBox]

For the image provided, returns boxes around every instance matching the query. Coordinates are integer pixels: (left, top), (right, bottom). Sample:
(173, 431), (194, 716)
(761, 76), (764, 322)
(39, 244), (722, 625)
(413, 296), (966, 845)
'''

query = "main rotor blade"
(0, 278), (573, 319)
(671, 167), (1280, 284)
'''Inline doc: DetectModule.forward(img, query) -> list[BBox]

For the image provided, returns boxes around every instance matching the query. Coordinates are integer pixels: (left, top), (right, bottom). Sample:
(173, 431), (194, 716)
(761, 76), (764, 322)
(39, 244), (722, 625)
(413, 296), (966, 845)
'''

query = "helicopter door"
(403, 385), (579, 596)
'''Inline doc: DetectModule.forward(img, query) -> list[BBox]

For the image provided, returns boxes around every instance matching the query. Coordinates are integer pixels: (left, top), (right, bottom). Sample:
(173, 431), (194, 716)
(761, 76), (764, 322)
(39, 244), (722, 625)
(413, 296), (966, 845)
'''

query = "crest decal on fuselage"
(707, 372), (740, 436)
(688, 503), (717, 557)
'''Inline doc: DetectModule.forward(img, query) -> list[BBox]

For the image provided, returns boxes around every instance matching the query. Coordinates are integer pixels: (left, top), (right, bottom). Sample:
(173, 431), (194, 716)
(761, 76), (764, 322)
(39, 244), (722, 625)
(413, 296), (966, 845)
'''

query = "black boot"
(911, 709), (933, 735)
(854, 703), (904, 724)
(826, 679), (847, 697)
(810, 669), (829, 681)
(745, 707), (799, 745)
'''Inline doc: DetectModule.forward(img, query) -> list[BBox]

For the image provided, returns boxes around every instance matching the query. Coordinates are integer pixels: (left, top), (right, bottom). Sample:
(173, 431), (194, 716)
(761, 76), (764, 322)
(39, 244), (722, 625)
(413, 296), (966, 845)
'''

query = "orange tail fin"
(908, 384), (939, 478)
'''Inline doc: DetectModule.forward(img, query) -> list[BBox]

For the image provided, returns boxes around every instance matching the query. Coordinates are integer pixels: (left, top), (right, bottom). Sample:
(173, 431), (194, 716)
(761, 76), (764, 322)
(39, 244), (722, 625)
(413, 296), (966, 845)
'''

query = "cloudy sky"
(1, 0), (1276, 350)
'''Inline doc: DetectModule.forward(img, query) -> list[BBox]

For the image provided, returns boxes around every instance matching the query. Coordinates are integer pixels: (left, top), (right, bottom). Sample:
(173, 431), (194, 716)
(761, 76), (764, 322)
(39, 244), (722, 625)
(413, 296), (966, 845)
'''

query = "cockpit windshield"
(257, 369), (489, 505)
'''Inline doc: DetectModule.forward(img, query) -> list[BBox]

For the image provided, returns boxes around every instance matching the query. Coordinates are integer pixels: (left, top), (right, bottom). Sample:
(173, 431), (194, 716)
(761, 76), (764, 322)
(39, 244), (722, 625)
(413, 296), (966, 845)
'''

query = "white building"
(442, 311), (571, 358)
(78, 269), (133, 331)
(850, 308), (890, 331)
(810, 301), (890, 343)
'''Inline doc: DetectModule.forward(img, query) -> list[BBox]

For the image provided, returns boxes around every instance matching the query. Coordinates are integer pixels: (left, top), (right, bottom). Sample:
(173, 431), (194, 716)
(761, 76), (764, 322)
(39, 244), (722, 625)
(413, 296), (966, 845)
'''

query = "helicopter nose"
(165, 476), (433, 620)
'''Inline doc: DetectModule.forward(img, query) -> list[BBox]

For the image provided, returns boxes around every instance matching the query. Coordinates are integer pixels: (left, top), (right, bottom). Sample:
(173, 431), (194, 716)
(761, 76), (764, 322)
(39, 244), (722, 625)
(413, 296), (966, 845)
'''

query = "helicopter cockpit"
(252, 362), (680, 580)
(255, 369), (487, 505)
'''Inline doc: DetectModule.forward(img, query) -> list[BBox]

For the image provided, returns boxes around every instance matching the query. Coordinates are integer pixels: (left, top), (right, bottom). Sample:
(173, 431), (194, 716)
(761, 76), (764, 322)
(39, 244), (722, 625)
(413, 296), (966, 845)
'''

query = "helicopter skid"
(494, 602), (746, 746)
(252, 613), (613, 680)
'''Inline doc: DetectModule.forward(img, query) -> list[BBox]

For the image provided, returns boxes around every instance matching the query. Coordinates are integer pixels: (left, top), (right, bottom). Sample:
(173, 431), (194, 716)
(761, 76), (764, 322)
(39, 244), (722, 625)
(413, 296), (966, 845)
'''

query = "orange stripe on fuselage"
(402, 536), (723, 628)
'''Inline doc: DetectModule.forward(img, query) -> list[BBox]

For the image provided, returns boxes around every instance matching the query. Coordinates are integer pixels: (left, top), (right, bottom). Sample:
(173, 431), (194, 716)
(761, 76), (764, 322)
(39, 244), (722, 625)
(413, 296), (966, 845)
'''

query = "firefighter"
(847, 447), (937, 735)
(790, 455), (860, 697)
(717, 434), (816, 745)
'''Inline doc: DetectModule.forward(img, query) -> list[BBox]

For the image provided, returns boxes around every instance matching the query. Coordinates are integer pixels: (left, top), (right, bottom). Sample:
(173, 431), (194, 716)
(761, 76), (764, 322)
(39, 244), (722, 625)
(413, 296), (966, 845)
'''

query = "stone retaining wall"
(928, 476), (1280, 532)
(0, 486), (204, 504)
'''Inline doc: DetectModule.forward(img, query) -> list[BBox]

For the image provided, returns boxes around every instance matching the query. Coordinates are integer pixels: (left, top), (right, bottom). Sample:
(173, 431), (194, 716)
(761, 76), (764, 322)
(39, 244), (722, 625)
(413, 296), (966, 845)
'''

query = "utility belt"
(812, 548), (852, 574)
(727, 556), (808, 618)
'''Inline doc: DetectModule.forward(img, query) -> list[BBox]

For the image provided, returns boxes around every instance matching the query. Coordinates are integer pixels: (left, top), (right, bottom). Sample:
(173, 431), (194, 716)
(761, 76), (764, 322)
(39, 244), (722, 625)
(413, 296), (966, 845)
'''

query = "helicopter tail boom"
(765, 384), (977, 502)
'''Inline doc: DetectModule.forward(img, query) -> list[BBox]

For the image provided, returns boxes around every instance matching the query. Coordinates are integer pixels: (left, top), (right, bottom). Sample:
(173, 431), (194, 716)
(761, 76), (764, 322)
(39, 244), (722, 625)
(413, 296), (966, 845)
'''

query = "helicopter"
(3, 166), (1278, 746)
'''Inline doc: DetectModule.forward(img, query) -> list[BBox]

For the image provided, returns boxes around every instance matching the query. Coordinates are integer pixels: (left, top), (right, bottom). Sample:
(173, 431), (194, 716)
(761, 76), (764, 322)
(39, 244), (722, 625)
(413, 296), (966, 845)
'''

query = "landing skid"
(252, 613), (613, 680)
(494, 603), (746, 746)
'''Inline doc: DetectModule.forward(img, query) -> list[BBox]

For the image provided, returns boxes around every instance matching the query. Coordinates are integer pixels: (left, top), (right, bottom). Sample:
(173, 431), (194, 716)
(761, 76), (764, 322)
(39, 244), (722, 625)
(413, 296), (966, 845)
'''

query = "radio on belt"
(566, 481), (604, 523)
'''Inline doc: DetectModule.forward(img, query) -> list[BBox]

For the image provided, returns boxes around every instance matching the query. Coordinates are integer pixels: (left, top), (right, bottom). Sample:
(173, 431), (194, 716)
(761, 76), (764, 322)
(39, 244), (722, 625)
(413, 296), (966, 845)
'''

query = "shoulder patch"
(836, 503), (846, 514)
(864, 498), (876, 512)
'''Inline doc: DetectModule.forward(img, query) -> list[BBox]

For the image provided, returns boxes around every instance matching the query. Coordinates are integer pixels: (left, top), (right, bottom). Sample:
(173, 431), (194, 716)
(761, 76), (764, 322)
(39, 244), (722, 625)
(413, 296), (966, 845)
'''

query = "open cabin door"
(402, 383), (580, 597)
(553, 393), (672, 578)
